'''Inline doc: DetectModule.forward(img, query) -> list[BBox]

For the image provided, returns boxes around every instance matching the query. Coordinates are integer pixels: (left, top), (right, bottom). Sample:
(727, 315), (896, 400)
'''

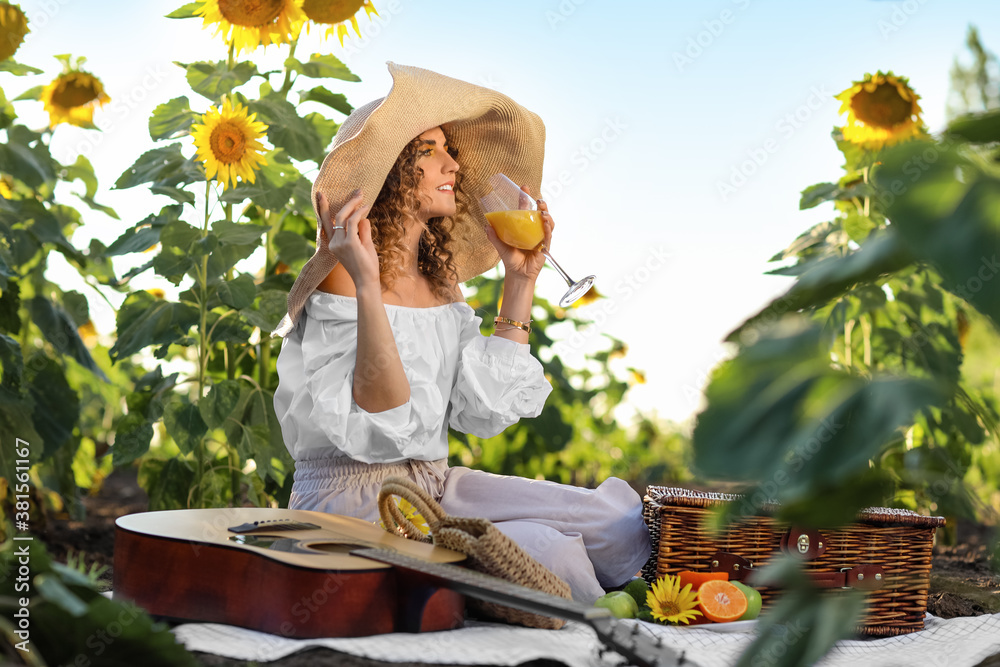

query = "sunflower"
(646, 574), (702, 625)
(40, 69), (111, 129)
(379, 497), (430, 536)
(0, 174), (13, 198)
(196, 0), (305, 54)
(191, 97), (269, 190)
(835, 72), (926, 151)
(0, 2), (28, 62)
(302, 0), (377, 46)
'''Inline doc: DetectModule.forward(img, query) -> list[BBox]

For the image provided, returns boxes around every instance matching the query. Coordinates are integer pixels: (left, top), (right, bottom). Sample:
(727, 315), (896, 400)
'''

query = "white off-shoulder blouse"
(273, 292), (553, 463)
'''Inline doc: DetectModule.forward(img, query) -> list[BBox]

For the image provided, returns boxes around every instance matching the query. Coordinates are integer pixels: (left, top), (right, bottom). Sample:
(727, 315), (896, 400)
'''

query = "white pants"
(289, 456), (651, 603)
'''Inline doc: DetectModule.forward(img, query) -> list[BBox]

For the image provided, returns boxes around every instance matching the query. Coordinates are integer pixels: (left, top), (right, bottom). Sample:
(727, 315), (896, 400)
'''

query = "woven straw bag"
(377, 477), (572, 630)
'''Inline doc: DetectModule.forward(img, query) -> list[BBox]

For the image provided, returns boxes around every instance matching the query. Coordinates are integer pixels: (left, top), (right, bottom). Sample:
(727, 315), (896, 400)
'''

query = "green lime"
(731, 581), (762, 620)
(637, 609), (656, 623)
(622, 577), (650, 609)
(594, 591), (640, 619)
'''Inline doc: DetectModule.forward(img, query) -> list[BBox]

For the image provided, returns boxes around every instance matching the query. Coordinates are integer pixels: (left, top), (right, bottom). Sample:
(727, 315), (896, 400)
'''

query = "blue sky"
(8, 0), (999, 424)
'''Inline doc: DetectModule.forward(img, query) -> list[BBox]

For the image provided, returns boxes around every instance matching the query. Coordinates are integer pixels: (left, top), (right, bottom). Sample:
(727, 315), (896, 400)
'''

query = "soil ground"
(32, 469), (1000, 666)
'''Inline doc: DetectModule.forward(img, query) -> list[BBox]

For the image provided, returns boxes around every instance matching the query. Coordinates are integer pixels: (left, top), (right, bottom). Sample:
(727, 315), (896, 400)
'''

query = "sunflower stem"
(195, 179), (214, 507)
(279, 38), (299, 98)
(227, 40), (235, 70)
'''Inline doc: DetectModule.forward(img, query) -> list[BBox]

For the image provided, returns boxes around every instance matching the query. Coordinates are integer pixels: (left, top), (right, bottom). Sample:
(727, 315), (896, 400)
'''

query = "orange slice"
(697, 579), (748, 623)
(677, 571), (728, 591)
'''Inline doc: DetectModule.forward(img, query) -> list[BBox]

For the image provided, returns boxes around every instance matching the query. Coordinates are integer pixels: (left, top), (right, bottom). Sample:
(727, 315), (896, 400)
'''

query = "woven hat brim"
(273, 62), (545, 337)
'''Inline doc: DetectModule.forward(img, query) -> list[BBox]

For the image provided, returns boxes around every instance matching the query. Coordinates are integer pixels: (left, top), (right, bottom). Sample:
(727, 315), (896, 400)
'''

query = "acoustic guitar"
(114, 508), (685, 667)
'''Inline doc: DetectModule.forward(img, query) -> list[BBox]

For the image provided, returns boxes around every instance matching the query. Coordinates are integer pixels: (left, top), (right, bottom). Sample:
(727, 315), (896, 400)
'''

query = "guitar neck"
(351, 547), (683, 667)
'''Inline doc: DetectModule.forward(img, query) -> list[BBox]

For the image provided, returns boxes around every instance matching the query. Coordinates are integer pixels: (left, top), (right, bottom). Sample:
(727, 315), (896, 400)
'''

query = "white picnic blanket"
(172, 613), (1000, 667)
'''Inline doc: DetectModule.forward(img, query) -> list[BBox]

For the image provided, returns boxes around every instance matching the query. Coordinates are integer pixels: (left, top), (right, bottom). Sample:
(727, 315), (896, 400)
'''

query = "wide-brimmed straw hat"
(272, 62), (546, 338)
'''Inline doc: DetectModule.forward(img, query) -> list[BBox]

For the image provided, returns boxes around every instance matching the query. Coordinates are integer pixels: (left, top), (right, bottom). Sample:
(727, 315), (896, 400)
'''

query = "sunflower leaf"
(105, 205), (182, 257)
(149, 96), (199, 141)
(214, 273), (256, 310)
(0, 60), (43, 76)
(0, 125), (57, 188)
(298, 86), (353, 115)
(212, 219), (268, 246)
(13, 86), (43, 101)
(115, 143), (190, 190)
(946, 109), (1000, 144)
(285, 54), (360, 82)
(165, 2), (201, 18)
(247, 96), (323, 163)
(110, 291), (200, 361)
(28, 297), (108, 382)
(179, 60), (259, 101)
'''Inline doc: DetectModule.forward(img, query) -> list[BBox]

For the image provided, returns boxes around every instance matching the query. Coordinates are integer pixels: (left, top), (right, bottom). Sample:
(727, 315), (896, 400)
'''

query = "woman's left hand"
(483, 184), (554, 283)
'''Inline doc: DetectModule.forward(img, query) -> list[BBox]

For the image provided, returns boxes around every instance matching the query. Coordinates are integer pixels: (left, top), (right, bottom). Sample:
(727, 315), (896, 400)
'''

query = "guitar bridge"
(228, 520), (321, 534)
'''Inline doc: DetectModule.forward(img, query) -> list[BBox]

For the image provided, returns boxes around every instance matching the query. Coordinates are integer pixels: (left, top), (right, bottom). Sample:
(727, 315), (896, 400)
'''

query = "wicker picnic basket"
(642, 486), (946, 637)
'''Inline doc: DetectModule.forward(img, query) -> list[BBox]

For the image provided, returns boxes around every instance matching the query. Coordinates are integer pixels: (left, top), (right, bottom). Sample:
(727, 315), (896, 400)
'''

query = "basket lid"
(644, 486), (946, 528)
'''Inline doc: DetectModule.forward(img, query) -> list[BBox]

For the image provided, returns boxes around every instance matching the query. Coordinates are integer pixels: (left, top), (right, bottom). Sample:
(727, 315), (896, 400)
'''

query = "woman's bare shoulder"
(316, 263), (356, 297)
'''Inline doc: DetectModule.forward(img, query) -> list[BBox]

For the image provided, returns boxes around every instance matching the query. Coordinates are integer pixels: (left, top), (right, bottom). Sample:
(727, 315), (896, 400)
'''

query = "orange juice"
(485, 210), (544, 250)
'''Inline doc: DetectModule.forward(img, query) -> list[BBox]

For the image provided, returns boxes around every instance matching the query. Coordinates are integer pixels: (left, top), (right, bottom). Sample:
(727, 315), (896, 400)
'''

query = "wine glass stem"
(540, 247), (575, 287)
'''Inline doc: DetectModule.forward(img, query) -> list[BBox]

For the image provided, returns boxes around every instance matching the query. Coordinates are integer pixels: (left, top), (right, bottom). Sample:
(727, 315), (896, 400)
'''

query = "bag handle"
(378, 476), (448, 543)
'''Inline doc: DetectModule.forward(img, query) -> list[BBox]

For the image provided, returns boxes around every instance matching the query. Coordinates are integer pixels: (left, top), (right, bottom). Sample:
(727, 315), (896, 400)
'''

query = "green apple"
(594, 591), (639, 619)
(731, 581), (762, 620)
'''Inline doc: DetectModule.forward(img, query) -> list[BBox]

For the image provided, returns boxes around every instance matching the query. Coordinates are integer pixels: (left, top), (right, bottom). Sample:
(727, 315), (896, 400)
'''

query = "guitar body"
(113, 508), (467, 638)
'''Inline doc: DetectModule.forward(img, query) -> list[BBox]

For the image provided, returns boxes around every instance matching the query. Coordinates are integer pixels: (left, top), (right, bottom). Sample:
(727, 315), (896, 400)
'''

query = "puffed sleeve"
(448, 309), (553, 438)
(274, 297), (448, 463)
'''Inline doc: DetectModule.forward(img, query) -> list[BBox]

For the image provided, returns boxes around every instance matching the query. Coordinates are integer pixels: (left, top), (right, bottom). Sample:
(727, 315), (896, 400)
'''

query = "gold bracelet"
(494, 316), (531, 333)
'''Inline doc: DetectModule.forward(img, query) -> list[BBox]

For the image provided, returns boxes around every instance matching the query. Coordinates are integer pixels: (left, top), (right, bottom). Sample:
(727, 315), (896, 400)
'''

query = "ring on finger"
(330, 225), (346, 231)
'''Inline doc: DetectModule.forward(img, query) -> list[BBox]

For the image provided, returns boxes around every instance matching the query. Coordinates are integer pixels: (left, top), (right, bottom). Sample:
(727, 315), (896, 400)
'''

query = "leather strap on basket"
(709, 552), (885, 591)
(378, 477), (447, 544)
(780, 527), (828, 560)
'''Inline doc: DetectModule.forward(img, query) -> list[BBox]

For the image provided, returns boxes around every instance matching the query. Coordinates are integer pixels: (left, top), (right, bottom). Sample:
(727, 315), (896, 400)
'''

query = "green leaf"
(199, 380), (243, 429)
(298, 85), (353, 115)
(946, 109), (1000, 144)
(216, 273), (256, 310)
(799, 183), (839, 210)
(13, 86), (43, 101)
(112, 412), (154, 466)
(843, 212), (876, 243)
(206, 241), (258, 277)
(26, 355), (81, 458)
(306, 112), (338, 152)
(212, 219), (268, 245)
(149, 96), (199, 140)
(180, 60), (258, 100)
(115, 143), (200, 191)
(140, 457), (196, 511)
(152, 247), (196, 284)
(0, 125), (56, 188)
(206, 310), (253, 343)
(219, 149), (300, 210)
(105, 205), (183, 256)
(166, 1), (202, 18)
(0, 60), (43, 76)
(34, 574), (89, 617)
(241, 289), (289, 331)
(28, 297), (108, 381)
(875, 139), (1000, 327)
(163, 395), (207, 455)
(285, 54), (360, 82)
(274, 230), (314, 265)
(159, 216), (202, 252)
(729, 233), (913, 343)
(60, 155), (99, 198)
(110, 291), (200, 361)
(248, 95), (323, 162)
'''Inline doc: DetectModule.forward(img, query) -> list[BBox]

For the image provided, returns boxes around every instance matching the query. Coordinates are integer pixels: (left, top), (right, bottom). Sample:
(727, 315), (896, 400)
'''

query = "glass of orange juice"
(479, 173), (595, 307)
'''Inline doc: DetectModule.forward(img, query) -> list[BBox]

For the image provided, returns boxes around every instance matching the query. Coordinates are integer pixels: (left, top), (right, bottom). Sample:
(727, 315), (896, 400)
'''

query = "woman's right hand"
(317, 189), (380, 290)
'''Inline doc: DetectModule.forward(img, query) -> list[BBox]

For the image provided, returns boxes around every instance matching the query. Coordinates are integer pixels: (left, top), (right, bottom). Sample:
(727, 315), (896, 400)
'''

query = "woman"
(273, 63), (648, 603)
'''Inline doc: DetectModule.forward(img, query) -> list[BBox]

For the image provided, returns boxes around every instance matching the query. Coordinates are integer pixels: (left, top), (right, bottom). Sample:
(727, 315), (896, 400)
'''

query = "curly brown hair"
(368, 133), (464, 302)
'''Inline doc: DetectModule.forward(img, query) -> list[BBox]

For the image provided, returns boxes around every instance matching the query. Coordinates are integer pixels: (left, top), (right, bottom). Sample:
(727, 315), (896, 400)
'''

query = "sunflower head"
(302, 0), (377, 46)
(191, 96), (269, 190)
(646, 574), (702, 625)
(0, 174), (13, 198)
(196, 0), (305, 54)
(835, 71), (926, 151)
(0, 2), (28, 62)
(40, 57), (111, 129)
